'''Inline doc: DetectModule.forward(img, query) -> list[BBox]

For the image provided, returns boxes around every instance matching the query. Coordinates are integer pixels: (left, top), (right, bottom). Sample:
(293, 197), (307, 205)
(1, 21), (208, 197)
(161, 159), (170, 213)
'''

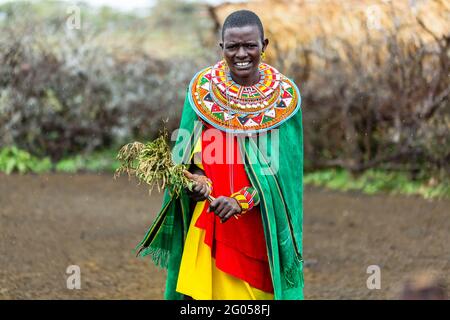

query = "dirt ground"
(0, 172), (448, 299)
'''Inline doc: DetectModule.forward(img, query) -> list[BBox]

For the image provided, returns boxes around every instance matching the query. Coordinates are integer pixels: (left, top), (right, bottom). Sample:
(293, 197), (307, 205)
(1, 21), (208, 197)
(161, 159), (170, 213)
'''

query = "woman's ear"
(219, 42), (224, 50)
(262, 38), (269, 51)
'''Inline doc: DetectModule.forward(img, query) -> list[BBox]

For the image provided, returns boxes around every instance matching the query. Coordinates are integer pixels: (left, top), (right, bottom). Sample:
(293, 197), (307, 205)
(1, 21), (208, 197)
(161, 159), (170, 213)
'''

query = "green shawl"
(135, 88), (304, 300)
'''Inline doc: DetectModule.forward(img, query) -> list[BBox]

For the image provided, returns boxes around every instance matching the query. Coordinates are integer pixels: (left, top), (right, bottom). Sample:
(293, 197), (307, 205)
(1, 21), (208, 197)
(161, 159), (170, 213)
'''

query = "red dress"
(194, 126), (273, 293)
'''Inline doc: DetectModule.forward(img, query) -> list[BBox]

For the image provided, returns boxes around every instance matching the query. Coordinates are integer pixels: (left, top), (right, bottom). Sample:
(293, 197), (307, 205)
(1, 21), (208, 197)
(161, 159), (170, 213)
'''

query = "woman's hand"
(208, 196), (242, 223)
(183, 170), (211, 202)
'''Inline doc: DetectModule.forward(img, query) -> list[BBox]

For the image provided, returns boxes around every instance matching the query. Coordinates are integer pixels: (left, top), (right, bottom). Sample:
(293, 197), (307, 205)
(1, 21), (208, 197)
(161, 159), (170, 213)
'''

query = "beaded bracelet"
(230, 186), (260, 216)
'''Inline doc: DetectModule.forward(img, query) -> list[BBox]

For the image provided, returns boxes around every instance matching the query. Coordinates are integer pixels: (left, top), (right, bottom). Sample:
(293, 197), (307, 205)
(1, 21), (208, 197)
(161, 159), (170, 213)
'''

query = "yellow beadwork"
(231, 192), (250, 214)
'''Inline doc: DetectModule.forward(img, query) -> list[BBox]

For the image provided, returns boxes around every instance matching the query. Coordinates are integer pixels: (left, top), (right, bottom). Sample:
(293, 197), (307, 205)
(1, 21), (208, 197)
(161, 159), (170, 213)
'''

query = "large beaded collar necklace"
(188, 60), (301, 134)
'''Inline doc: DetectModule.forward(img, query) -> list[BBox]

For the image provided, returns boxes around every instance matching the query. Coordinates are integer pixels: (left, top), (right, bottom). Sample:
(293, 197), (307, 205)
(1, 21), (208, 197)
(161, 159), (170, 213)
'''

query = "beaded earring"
(261, 51), (266, 61)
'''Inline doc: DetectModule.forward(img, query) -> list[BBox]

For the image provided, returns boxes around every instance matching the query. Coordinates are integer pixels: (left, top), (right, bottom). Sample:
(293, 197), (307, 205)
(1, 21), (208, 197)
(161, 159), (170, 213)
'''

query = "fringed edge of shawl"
(134, 245), (170, 270)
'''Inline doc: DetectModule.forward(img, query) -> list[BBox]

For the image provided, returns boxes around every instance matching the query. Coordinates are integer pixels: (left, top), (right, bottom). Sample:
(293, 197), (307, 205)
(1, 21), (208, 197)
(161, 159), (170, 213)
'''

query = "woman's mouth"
(234, 61), (252, 69)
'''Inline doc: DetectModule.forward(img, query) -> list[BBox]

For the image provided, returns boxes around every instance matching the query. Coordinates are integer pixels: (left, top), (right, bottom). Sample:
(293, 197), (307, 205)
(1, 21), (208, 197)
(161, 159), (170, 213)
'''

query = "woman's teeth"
(236, 62), (250, 67)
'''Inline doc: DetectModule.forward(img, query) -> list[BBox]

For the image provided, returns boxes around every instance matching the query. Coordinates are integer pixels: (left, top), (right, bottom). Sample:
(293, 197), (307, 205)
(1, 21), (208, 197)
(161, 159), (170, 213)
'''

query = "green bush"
(304, 169), (450, 199)
(55, 149), (120, 173)
(0, 146), (119, 174)
(0, 1), (210, 161)
(0, 146), (51, 174)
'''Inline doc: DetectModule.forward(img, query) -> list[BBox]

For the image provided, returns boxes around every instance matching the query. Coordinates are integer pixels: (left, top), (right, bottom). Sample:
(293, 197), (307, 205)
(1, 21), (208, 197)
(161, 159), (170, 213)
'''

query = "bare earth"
(0, 173), (448, 299)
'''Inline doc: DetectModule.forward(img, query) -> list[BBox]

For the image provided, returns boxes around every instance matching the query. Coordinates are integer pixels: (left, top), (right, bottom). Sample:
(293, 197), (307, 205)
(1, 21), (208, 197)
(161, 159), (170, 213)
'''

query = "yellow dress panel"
(175, 137), (273, 300)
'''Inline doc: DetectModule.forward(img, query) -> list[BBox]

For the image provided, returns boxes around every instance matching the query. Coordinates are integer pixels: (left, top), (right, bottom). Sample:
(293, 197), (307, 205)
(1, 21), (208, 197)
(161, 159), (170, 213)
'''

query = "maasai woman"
(135, 10), (304, 300)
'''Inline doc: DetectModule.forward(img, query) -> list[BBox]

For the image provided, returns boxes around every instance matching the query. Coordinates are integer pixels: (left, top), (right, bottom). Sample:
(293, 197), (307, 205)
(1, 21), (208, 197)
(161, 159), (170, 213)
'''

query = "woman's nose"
(236, 46), (247, 59)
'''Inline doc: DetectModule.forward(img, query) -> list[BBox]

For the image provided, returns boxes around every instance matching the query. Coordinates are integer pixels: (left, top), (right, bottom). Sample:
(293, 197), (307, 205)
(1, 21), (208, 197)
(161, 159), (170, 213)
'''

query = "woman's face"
(221, 25), (268, 86)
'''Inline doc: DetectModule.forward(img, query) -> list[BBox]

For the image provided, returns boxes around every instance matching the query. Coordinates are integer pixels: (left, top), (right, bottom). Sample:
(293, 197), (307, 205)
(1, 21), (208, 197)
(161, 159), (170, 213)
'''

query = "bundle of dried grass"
(114, 129), (193, 197)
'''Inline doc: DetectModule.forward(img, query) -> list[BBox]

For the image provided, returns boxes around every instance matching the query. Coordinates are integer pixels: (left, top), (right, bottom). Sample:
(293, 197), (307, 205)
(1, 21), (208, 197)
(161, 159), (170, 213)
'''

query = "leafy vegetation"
(304, 169), (450, 199)
(0, 146), (118, 174)
(0, 146), (51, 174)
(55, 149), (120, 173)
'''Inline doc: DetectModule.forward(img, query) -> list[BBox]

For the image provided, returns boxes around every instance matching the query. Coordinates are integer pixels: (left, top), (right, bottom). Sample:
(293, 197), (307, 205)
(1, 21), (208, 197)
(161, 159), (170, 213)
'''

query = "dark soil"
(0, 173), (448, 299)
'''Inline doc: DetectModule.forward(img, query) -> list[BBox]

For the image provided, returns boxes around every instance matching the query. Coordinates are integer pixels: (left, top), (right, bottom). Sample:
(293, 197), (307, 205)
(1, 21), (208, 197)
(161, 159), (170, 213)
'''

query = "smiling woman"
(220, 16), (268, 86)
(135, 10), (305, 300)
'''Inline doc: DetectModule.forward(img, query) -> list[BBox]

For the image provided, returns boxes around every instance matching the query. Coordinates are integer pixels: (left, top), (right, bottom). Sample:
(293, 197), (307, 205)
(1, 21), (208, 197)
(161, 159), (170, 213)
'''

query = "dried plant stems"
(114, 130), (193, 197)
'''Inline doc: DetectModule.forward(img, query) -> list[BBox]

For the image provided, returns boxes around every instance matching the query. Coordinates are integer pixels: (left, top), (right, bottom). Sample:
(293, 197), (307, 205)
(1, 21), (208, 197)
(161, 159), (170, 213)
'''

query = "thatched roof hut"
(209, 0), (449, 65)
